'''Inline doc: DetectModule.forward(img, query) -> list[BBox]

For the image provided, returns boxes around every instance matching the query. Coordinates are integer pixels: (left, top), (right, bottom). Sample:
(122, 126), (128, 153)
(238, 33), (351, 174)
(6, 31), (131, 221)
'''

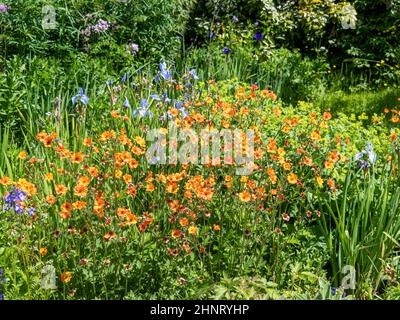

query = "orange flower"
(392, 116), (399, 123)
(73, 201), (87, 210)
(188, 225), (198, 235)
(166, 181), (179, 194)
(287, 173), (298, 185)
(389, 131), (398, 142)
(87, 166), (99, 177)
(55, 184), (68, 196)
(40, 247), (48, 256)
(73, 184), (87, 198)
(83, 137), (93, 146)
(46, 195), (57, 204)
(303, 157), (313, 166)
(179, 218), (189, 227)
(323, 112), (332, 120)
(104, 231), (117, 241)
(0, 176), (12, 185)
(171, 229), (181, 239)
(61, 271), (72, 283)
(44, 172), (54, 181)
(324, 160), (335, 170)
(71, 152), (85, 164)
(283, 162), (292, 171)
(60, 210), (71, 220)
(316, 176), (324, 187)
(238, 191), (251, 202)
(78, 176), (90, 186)
(328, 178), (335, 190)
(18, 151), (27, 159)
(146, 183), (155, 192)
(213, 224), (221, 231)
(61, 202), (72, 212)
(123, 174), (132, 184)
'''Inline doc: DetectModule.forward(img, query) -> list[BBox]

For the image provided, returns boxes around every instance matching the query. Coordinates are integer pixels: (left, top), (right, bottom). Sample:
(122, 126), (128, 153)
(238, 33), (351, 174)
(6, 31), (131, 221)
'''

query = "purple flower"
(121, 73), (127, 83)
(123, 97), (130, 108)
(28, 207), (36, 216)
(133, 99), (152, 119)
(223, 48), (232, 54)
(355, 143), (377, 170)
(150, 94), (160, 100)
(159, 62), (172, 81)
(253, 31), (263, 41)
(207, 32), (217, 39)
(189, 69), (199, 80)
(72, 88), (89, 106)
(127, 43), (139, 55)
(0, 4), (10, 13)
(232, 15), (238, 23)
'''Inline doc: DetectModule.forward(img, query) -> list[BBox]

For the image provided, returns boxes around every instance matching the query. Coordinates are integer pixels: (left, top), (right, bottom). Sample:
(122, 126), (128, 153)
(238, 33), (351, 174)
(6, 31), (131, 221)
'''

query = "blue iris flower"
(72, 87), (89, 106)
(150, 94), (160, 101)
(28, 207), (36, 216)
(133, 99), (153, 119)
(123, 97), (130, 108)
(160, 62), (172, 81)
(253, 31), (263, 41)
(356, 142), (377, 169)
(121, 73), (127, 83)
(189, 69), (199, 80)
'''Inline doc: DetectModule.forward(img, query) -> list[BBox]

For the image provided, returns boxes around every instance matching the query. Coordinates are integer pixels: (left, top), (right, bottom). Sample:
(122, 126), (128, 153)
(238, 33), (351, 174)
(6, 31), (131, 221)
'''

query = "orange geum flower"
(287, 173), (298, 185)
(329, 151), (339, 163)
(78, 176), (90, 186)
(146, 183), (155, 192)
(120, 213), (138, 227)
(60, 210), (71, 220)
(323, 112), (332, 121)
(18, 151), (27, 159)
(303, 157), (313, 166)
(389, 131), (398, 141)
(310, 130), (321, 141)
(391, 116), (399, 123)
(110, 110), (120, 118)
(283, 162), (292, 171)
(117, 208), (130, 219)
(40, 247), (48, 257)
(87, 166), (99, 177)
(71, 152), (85, 164)
(134, 136), (146, 147)
(61, 271), (72, 283)
(61, 201), (72, 212)
(46, 195), (57, 204)
(73, 201), (87, 210)
(44, 172), (54, 181)
(83, 137), (93, 146)
(104, 231), (117, 241)
(73, 184), (87, 198)
(324, 160), (335, 170)
(188, 225), (198, 235)
(179, 218), (189, 227)
(171, 229), (181, 239)
(123, 174), (132, 184)
(166, 181), (179, 194)
(316, 176), (324, 187)
(328, 179), (335, 190)
(238, 191), (251, 202)
(55, 184), (68, 196)
(213, 224), (221, 231)
(0, 176), (12, 185)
